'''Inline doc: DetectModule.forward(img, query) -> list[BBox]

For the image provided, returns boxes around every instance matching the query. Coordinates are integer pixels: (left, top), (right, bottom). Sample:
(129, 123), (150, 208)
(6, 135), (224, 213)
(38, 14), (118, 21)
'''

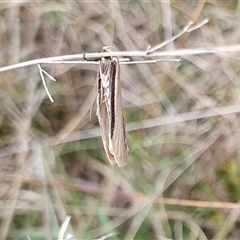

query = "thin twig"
(45, 58), (180, 65)
(1, 44), (240, 74)
(41, 69), (56, 81)
(45, 61), (99, 65)
(37, 64), (54, 102)
(187, 18), (209, 32)
(0, 18), (223, 75)
(147, 21), (194, 53)
(120, 59), (180, 64)
(58, 215), (73, 240)
(146, 18), (209, 53)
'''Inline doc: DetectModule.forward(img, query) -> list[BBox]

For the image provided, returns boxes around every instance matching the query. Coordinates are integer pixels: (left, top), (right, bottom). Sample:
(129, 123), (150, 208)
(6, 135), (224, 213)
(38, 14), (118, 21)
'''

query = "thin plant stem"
(37, 64), (54, 102)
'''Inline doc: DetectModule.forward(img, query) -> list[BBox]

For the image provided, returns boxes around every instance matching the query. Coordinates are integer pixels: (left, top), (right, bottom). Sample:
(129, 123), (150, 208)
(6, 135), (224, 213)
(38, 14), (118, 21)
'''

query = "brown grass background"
(0, 1), (240, 239)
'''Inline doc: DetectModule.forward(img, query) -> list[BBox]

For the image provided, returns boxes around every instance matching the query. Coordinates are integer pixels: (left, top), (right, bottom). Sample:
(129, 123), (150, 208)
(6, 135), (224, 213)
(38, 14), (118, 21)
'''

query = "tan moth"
(96, 47), (128, 167)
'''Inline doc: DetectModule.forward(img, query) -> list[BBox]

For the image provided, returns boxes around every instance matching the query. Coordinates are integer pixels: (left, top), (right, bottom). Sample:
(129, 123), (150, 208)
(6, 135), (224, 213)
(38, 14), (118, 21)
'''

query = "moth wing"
(96, 68), (116, 165)
(109, 57), (128, 167)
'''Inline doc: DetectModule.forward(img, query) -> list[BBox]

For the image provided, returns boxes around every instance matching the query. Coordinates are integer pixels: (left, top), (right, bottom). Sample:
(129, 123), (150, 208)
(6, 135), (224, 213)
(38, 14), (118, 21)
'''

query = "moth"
(96, 46), (128, 167)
